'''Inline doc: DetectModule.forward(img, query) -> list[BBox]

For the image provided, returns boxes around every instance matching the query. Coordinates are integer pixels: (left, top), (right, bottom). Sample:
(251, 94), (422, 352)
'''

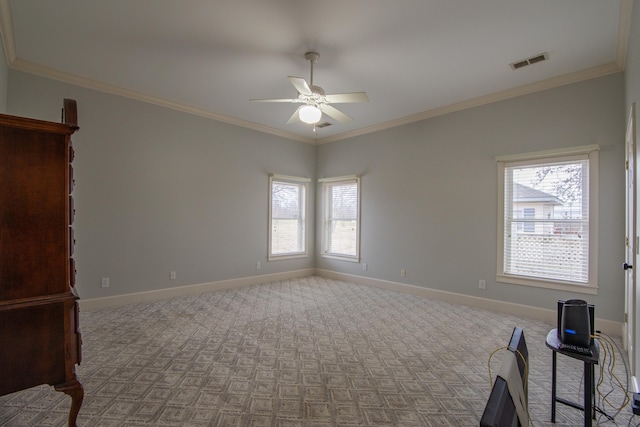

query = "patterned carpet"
(0, 276), (636, 426)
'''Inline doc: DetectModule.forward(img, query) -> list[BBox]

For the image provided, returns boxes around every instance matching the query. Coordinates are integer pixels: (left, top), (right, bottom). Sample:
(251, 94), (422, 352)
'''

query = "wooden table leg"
(54, 378), (84, 427)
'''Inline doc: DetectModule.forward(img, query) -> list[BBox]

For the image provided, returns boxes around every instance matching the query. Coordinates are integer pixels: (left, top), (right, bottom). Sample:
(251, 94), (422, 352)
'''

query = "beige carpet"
(0, 276), (636, 426)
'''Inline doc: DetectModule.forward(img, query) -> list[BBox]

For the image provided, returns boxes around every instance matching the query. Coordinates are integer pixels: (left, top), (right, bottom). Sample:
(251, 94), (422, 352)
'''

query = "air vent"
(510, 52), (548, 70)
(316, 122), (332, 128)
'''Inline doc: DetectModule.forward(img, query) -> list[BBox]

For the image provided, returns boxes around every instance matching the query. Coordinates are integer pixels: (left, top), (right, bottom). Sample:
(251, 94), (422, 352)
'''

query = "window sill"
(496, 274), (598, 295)
(268, 253), (308, 262)
(321, 253), (359, 263)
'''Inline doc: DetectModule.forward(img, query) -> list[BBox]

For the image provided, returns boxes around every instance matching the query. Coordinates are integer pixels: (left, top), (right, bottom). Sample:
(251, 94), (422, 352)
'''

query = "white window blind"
(497, 145), (599, 291)
(268, 175), (308, 260)
(321, 176), (360, 261)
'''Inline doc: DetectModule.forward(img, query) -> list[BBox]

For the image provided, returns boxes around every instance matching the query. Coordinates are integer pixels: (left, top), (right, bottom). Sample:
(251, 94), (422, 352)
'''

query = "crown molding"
(5, 55), (623, 146)
(8, 58), (317, 144)
(0, 0), (630, 146)
(317, 61), (624, 144)
(0, 1), (315, 144)
(616, 0), (634, 69)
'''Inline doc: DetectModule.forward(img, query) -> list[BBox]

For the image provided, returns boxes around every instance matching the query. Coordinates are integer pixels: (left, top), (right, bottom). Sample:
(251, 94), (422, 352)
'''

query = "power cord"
(595, 334), (630, 409)
(590, 332), (636, 426)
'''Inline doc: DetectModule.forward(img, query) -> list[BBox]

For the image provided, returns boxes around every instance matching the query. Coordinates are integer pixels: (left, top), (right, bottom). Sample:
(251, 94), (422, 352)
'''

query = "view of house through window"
(498, 146), (598, 290)
(268, 175), (308, 259)
(321, 177), (360, 261)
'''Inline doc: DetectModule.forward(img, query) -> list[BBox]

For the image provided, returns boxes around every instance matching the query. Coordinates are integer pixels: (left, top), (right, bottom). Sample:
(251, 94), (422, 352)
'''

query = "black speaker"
(558, 299), (592, 347)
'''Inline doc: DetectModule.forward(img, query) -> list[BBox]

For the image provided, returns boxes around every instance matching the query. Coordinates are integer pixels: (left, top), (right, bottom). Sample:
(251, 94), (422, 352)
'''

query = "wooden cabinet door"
(0, 126), (70, 300)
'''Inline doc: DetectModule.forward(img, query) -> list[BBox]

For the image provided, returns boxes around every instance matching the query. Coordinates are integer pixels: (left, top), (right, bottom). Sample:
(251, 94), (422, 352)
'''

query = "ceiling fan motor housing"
(305, 52), (319, 62)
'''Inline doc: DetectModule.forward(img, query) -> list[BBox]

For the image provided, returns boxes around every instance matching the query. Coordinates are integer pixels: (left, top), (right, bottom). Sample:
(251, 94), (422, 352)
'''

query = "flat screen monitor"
(479, 327), (528, 427)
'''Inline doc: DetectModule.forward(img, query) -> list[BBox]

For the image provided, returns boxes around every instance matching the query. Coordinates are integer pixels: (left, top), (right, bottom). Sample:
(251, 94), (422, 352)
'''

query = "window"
(522, 208), (535, 232)
(268, 174), (309, 260)
(496, 145), (599, 293)
(320, 176), (360, 261)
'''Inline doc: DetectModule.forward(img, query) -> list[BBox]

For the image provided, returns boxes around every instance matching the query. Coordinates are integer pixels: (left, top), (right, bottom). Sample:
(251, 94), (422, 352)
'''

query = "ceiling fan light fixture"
(299, 105), (322, 124)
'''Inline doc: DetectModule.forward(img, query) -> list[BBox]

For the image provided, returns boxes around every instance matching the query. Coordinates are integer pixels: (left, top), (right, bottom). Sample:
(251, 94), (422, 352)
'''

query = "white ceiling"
(0, 0), (632, 144)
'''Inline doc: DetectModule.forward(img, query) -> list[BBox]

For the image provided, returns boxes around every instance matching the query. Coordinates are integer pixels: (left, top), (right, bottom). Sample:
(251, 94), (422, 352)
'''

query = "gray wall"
(627, 0), (640, 118)
(317, 73), (626, 323)
(4, 59), (628, 323)
(7, 71), (316, 299)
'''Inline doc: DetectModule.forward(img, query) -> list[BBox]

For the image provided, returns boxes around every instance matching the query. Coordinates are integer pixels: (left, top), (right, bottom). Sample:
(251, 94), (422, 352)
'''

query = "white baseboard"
(79, 268), (315, 311)
(80, 268), (623, 337)
(315, 269), (624, 337)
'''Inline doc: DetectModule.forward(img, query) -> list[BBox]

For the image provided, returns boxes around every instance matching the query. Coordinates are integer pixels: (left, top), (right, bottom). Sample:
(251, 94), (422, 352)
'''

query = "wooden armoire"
(0, 99), (83, 427)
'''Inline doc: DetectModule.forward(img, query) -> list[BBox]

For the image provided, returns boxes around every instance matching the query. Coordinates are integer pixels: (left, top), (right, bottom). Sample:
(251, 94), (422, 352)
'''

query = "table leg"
(591, 363), (596, 419)
(551, 351), (557, 423)
(584, 361), (592, 427)
(54, 378), (84, 427)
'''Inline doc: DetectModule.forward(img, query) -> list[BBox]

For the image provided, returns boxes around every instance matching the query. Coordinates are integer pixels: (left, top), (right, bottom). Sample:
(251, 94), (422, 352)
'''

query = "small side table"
(545, 329), (599, 427)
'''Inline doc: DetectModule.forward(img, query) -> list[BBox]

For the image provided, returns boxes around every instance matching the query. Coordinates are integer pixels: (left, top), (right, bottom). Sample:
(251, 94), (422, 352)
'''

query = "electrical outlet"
(401, 269), (406, 277)
(256, 262), (261, 270)
(170, 271), (177, 280)
(101, 277), (109, 288)
(479, 279), (486, 290)
(362, 263), (367, 271)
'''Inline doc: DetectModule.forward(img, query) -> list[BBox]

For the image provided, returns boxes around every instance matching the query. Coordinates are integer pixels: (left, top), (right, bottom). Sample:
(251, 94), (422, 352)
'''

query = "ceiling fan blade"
(321, 104), (352, 123)
(286, 106), (302, 124)
(325, 92), (369, 103)
(288, 77), (313, 95)
(250, 98), (300, 103)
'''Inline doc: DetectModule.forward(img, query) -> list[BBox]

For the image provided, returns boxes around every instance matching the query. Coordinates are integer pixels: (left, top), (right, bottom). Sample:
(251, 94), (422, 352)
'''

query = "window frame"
(320, 175), (361, 262)
(268, 174), (310, 261)
(496, 145), (599, 294)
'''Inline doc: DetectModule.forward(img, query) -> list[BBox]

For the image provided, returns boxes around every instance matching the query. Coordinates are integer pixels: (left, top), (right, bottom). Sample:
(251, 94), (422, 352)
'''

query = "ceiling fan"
(251, 52), (369, 126)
